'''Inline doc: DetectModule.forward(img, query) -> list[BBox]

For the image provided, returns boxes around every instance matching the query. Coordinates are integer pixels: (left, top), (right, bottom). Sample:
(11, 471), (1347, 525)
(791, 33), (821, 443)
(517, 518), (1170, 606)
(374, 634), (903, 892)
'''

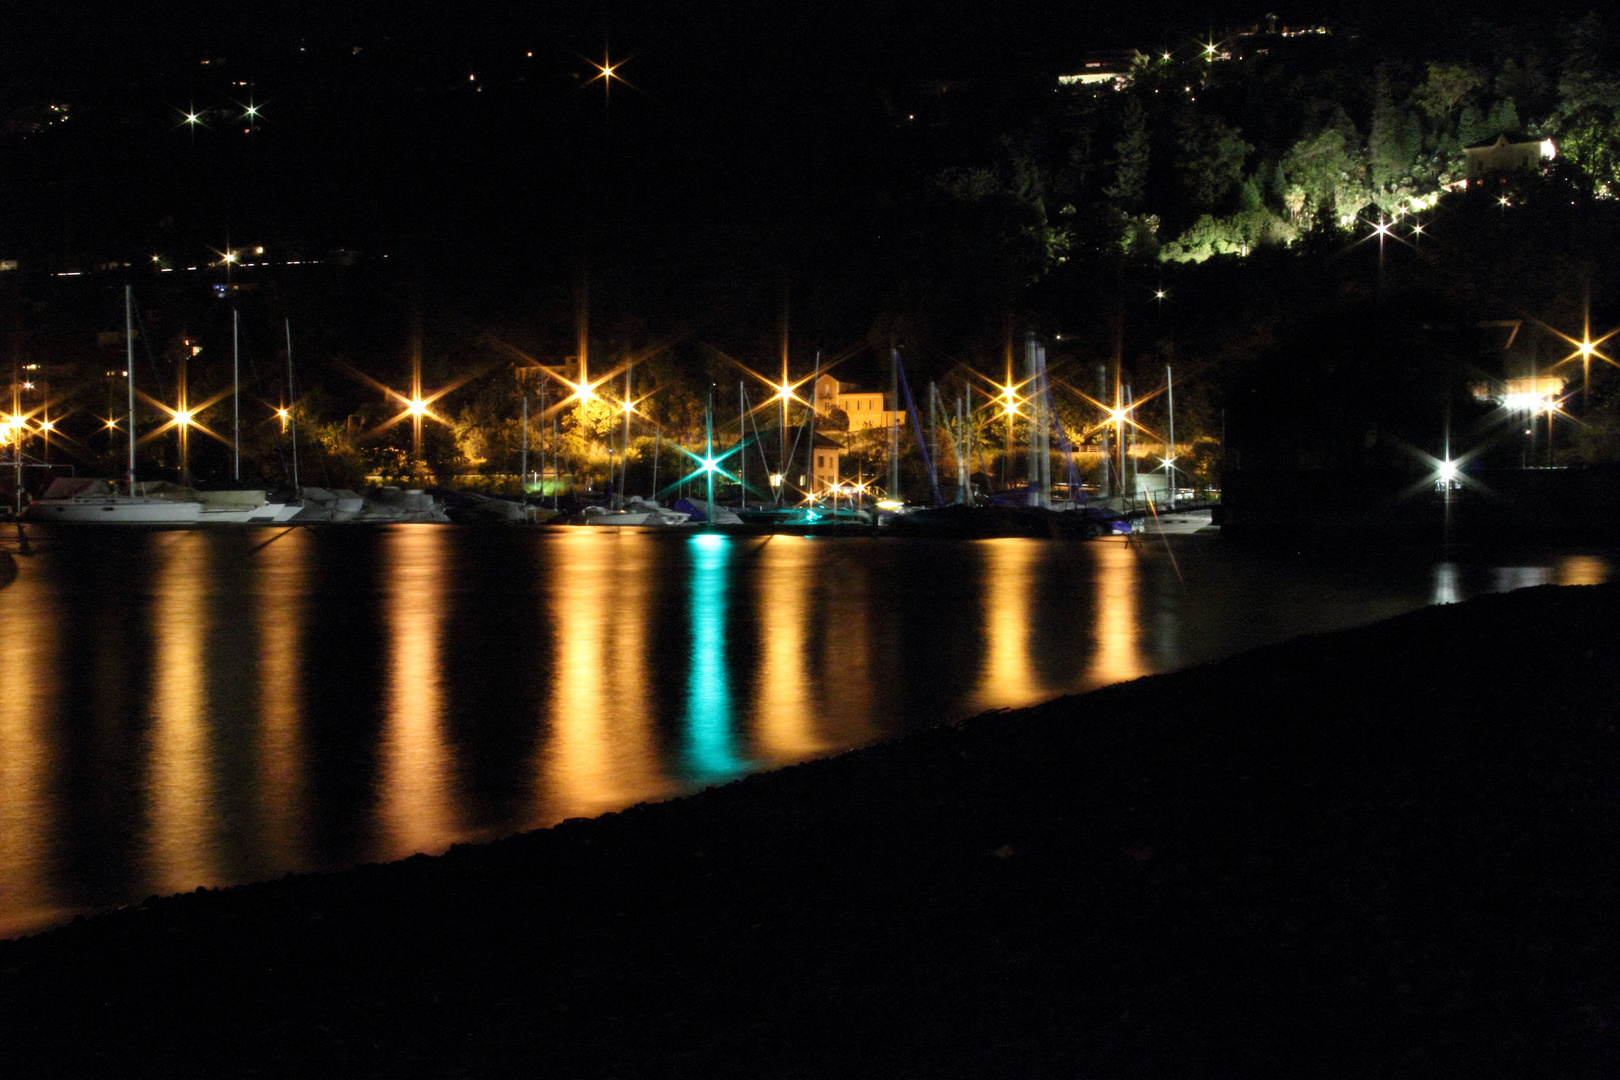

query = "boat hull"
(23, 498), (202, 524)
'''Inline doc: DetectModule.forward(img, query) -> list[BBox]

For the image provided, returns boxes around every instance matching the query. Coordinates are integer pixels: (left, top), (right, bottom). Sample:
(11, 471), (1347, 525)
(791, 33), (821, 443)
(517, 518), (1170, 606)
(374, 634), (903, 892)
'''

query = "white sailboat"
(22, 287), (204, 524)
(583, 496), (692, 526)
(25, 477), (202, 523)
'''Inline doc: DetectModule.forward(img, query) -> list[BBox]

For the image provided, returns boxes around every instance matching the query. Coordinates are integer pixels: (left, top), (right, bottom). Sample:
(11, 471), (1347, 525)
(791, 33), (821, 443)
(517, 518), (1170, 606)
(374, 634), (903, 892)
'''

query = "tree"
(1172, 109), (1251, 212)
(1104, 96), (1150, 211)
(1550, 13), (1620, 196)
(1485, 97), (1523, 138)
(935, 150), (1072, 287)
(1414, 62), (1484, 122)
(1281, 113), (1367, 224)
(1369, 68), (1421, 193)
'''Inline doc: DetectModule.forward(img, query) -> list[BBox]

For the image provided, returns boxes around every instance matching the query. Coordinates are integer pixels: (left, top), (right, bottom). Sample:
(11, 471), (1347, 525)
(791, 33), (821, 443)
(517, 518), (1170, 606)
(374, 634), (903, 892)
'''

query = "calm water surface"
(0, 525), (1610, 935)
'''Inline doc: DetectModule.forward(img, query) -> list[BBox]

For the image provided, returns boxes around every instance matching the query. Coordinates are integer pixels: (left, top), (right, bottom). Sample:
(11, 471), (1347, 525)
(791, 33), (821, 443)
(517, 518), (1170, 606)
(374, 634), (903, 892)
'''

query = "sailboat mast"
(808, 353), (819, 497)
(888, 347), (899, 501)
(1025, 333), (1039, 506)
(623, 365), (632, 504)
(285, 319), (299, 491)
(125, 286), (137, 488)
(956, 394), (967, 503)
(1166, 364), (1175, 509)
(706, 388), (716, 528)
(233, 309), (241, 481)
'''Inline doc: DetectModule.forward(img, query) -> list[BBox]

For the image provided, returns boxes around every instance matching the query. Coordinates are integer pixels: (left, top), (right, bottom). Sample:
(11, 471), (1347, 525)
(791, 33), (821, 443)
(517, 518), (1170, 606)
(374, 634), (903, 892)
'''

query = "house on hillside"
(1464, 134), (1556, 187)
(813, 374), (905, 434)
(1057, 50), (1146, 90)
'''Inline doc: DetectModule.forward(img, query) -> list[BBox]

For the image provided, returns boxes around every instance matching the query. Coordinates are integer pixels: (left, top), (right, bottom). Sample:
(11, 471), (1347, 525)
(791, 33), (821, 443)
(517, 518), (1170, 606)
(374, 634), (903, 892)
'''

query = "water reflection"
(976, 540), (1041, 711)
(685, 534), (746, 782)
(3, 527), (1615, 936)
(1089, 541), (1148, 685)
(0, 555), (55, 935)
(255, 531), (308, 870)
(1494, 566), (1552, 592)
(1559, 555), (1608, 586)
(540, 532), (669, 821)
(812, 544), (876, 749)
(146, 535), (219, 895)
(1433, 563), (1460, 605)
(377, 527), (458, 860)
(753, 537), (824, 762)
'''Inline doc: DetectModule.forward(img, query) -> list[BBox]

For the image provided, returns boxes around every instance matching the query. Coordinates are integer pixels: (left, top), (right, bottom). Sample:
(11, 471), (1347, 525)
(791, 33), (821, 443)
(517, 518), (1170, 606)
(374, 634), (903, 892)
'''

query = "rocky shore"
(3, 583), (1617, 1078)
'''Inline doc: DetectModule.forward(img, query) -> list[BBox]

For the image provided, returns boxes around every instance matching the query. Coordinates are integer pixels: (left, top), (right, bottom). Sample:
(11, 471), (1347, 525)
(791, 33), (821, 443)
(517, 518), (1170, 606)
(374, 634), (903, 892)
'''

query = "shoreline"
(3, 582), (1618, 1076)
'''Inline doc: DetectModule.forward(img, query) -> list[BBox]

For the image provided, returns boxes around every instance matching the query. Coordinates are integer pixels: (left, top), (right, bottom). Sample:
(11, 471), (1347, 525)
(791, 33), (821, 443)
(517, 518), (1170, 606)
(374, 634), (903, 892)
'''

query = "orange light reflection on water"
(540, 532), (669, 822)
(146, 535), (219, 896)
(0, 556), (57, 935)
(255, 530), (309, 870)
(1558, 555), (1609, 586)
(974, 539), (1042, 712)
(378, 527), (458, 860)
(753, 536), (825, 762)
(1088, 540), (1148, 686)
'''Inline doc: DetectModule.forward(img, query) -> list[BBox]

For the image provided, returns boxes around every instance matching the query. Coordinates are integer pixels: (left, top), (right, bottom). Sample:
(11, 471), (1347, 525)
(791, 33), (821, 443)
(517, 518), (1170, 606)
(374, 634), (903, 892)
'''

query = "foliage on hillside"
(933, 13), (1620, 273)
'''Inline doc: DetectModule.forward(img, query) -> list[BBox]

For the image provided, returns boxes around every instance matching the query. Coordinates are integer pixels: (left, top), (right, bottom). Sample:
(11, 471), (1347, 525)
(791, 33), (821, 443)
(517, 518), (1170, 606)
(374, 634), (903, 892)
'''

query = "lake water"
(0, 525), (1610, 936)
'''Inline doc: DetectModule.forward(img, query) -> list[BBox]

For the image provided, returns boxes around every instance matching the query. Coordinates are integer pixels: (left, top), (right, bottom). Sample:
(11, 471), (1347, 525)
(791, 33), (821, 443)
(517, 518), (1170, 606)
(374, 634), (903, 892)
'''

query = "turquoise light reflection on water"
(684, 533), (747, 784)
